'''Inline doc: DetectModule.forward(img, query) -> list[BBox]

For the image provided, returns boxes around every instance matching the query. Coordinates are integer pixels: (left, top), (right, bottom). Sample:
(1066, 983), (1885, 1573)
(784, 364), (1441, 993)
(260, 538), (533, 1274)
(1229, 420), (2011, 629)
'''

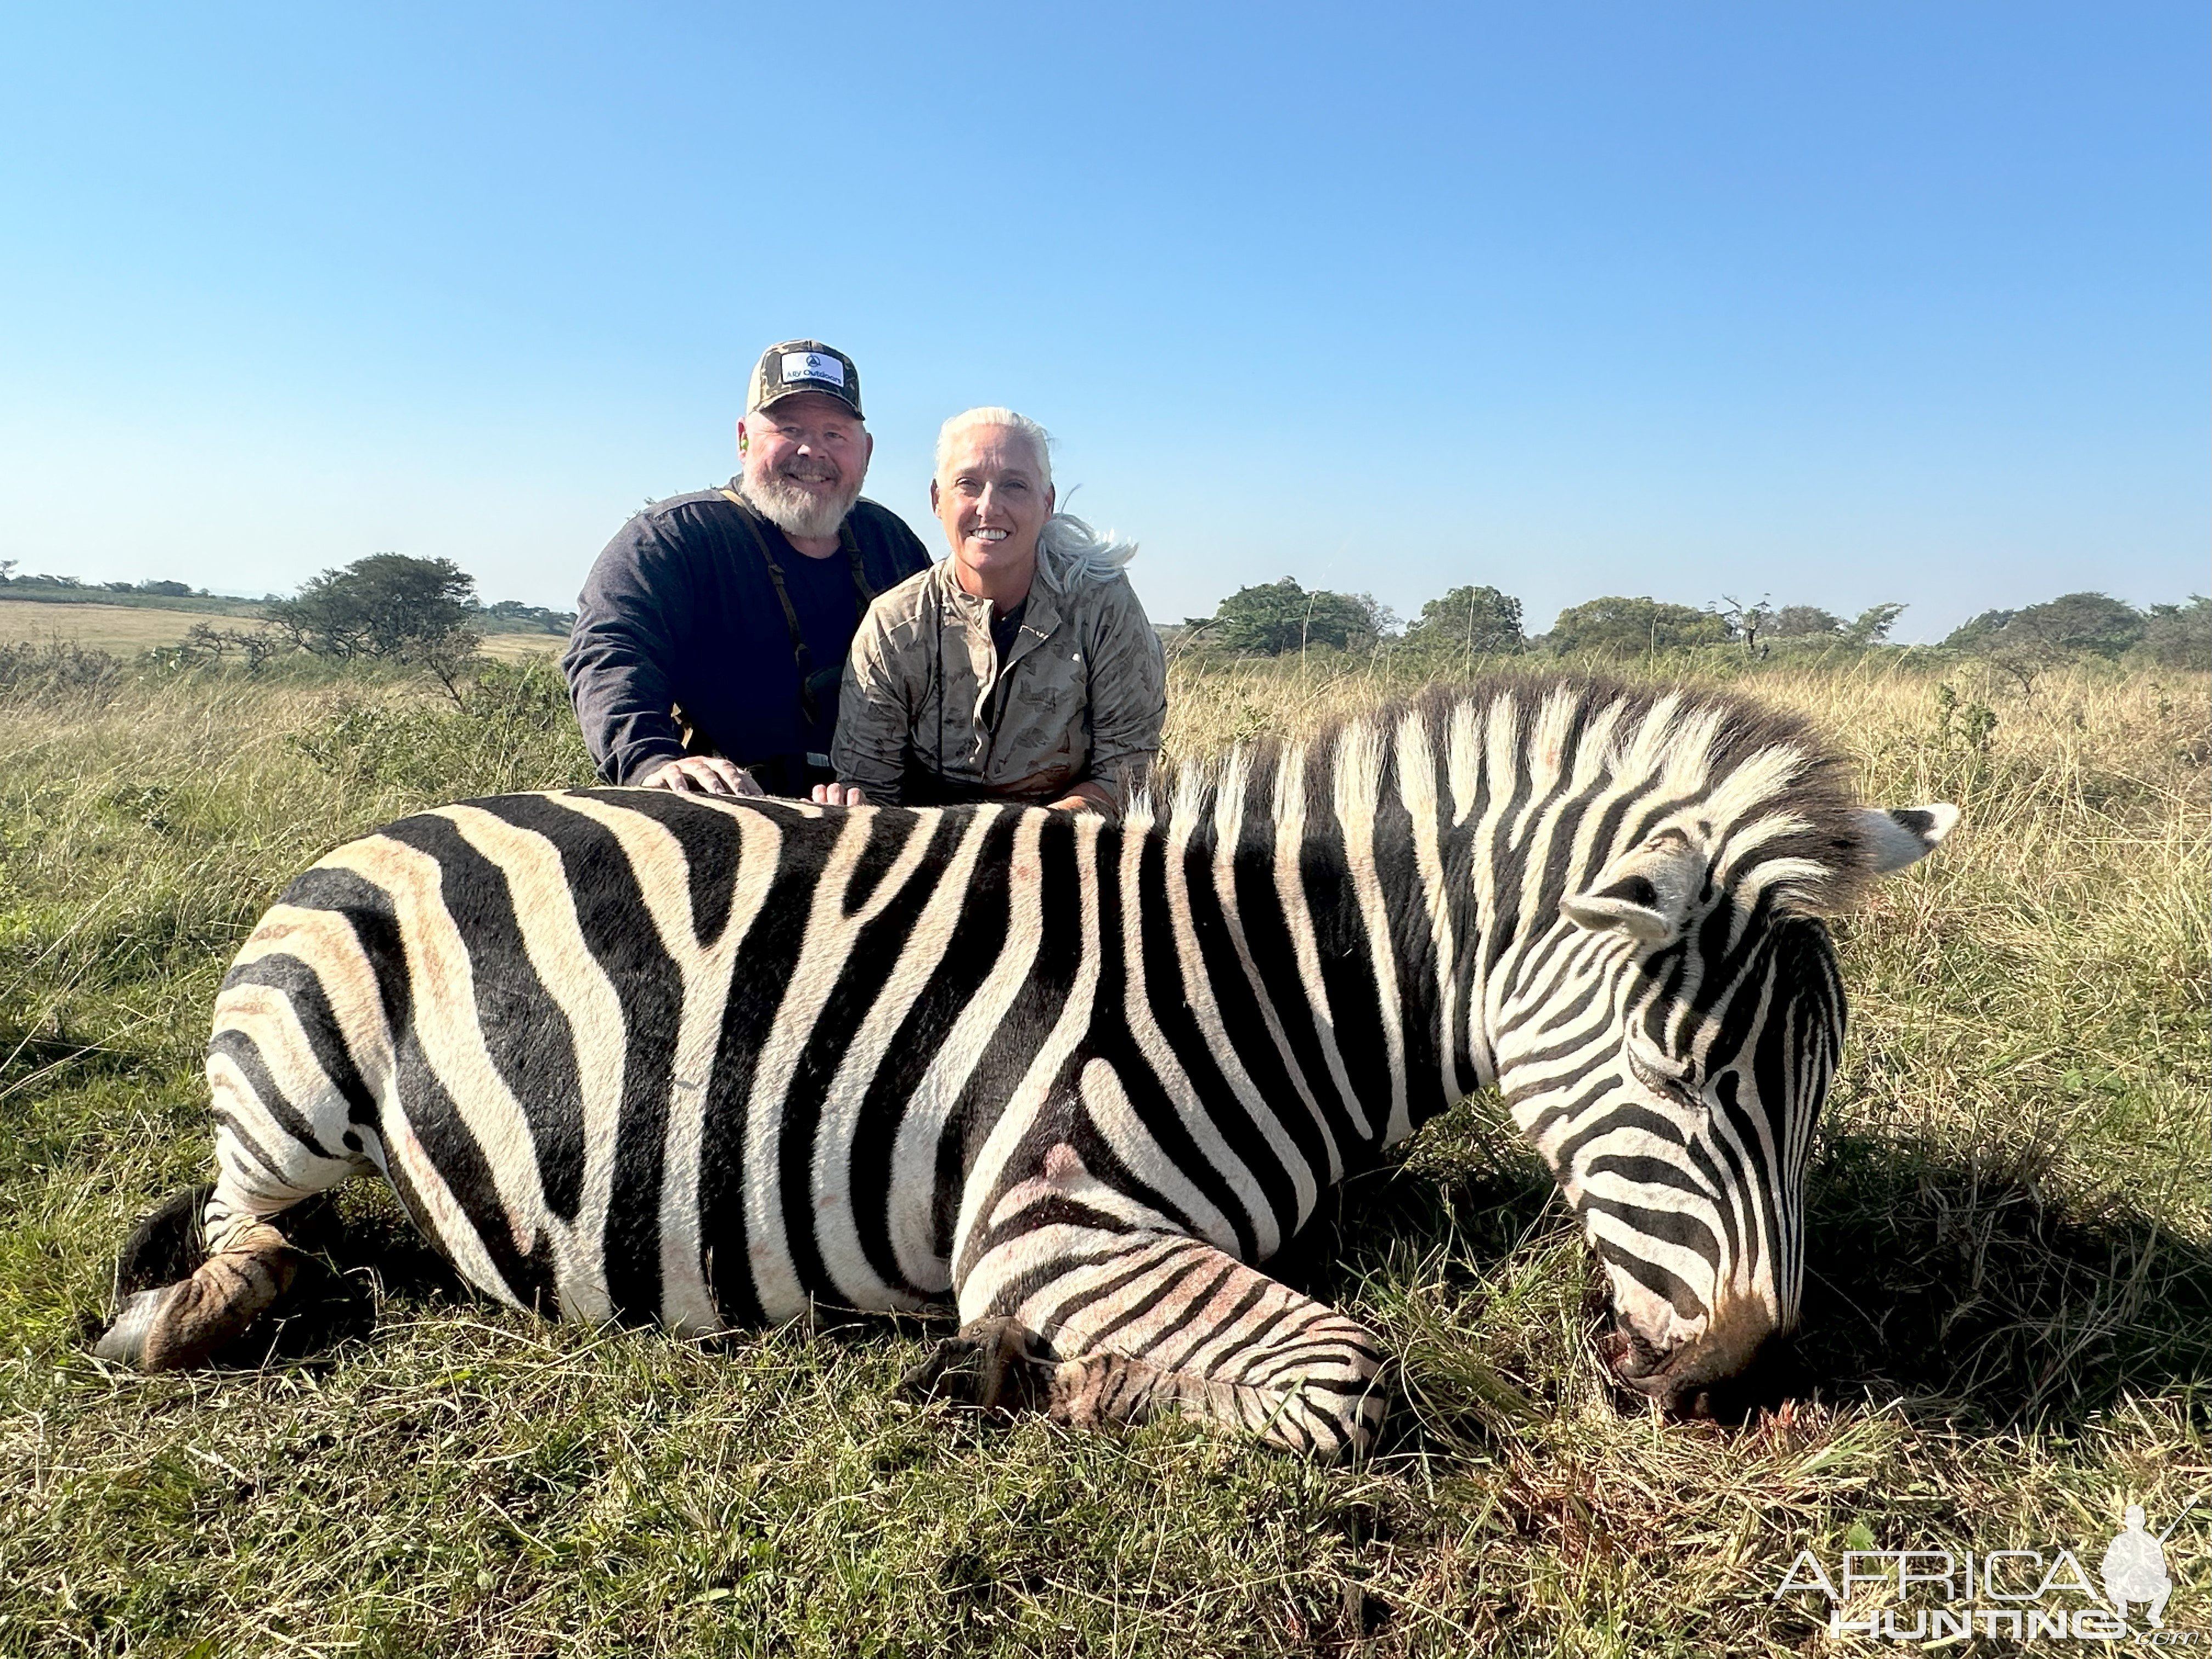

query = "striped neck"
(1137, 708), (1471, 1166)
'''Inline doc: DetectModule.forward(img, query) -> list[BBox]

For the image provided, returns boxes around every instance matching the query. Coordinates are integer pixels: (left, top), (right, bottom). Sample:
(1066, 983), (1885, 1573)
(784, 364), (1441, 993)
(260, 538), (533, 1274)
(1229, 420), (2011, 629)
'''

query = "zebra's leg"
(929, 1230), (1388, 1460)
(96, 1033), (371, 1370)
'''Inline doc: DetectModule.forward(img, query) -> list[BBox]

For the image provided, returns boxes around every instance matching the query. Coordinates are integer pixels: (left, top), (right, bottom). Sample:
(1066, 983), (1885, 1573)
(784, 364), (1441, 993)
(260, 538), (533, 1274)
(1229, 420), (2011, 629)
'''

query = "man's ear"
(736, 415), (749, 456)
(1859, 804), (1960, 874)
(1562, 828), (1706, 946)
(928, 477), (940, 512)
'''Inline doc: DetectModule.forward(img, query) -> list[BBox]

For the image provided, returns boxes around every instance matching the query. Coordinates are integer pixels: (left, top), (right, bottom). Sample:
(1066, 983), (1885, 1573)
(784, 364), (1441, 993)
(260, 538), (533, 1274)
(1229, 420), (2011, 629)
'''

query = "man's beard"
(741, 458), (863, 542)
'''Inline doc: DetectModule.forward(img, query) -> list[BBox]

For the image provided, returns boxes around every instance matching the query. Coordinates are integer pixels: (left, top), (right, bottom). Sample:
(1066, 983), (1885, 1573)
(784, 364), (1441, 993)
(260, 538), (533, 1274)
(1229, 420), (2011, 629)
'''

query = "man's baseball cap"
(748, 340), (864, 419)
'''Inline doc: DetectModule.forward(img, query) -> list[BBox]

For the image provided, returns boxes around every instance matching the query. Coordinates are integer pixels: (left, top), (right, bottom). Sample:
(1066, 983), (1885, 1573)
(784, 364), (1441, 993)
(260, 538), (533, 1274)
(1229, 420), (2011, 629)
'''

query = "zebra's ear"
(1562, 830), (1704, 947)
(1860, 804), (1960, 874)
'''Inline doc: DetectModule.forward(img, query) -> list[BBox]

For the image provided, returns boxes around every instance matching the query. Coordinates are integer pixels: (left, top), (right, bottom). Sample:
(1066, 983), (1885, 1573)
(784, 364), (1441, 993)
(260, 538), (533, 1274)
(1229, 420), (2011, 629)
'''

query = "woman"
(816, 407), (1166, 813)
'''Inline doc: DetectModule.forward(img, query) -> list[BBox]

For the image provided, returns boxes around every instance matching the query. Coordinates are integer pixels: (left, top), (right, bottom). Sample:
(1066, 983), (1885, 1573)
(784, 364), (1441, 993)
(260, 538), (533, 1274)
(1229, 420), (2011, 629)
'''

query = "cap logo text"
(781, 351), (845, 388)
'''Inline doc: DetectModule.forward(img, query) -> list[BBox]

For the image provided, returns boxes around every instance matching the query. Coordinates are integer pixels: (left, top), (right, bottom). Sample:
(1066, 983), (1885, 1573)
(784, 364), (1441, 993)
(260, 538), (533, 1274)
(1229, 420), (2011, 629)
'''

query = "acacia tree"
(268, 554), (481, 663)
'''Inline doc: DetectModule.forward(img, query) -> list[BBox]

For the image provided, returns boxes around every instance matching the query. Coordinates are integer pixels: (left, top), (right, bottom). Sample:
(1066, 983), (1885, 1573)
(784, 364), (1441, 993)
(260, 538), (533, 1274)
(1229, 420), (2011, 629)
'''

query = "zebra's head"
(1491, 730), (1957, 1413)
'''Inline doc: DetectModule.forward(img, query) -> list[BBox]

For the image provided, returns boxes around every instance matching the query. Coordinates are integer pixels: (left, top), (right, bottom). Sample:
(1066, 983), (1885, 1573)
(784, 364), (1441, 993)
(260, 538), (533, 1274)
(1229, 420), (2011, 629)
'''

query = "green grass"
(0, 651), (2205, 1656)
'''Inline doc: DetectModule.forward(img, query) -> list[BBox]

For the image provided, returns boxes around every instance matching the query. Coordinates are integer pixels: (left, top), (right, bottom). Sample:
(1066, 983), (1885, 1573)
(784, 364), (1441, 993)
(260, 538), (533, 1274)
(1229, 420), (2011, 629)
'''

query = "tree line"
(1180, 576), (2210, 674)
(0, 557), (575, 639)
(13, 552), (2206, 682)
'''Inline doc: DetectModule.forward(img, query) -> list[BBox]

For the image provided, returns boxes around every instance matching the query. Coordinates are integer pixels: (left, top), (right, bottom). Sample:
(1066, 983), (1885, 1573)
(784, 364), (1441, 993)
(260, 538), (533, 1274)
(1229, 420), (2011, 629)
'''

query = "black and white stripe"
(128, 675), (1954, 1454)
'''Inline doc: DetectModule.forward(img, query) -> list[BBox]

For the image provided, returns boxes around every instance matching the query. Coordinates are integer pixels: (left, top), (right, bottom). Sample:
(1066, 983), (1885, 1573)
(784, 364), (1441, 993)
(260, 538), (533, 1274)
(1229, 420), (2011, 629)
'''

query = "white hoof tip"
(92, 1288), (170, 1367)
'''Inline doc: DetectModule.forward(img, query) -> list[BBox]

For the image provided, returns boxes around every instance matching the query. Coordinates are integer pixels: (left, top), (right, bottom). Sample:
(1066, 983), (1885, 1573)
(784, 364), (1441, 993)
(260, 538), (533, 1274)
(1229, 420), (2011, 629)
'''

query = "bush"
(0, 640), (127, 702)
(147, 622), (289, 674)
(286, 656), (593, 800)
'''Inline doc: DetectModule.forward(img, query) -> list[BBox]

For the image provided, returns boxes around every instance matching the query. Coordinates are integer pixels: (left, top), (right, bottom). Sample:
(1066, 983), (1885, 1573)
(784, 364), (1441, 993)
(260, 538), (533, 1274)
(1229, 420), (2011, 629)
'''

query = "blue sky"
(2, 3), (2204, 641)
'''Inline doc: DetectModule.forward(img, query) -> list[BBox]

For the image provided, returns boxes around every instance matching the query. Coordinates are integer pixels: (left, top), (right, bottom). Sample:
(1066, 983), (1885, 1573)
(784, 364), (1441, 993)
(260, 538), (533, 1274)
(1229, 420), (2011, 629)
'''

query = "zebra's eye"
(1625, 1041), (1701, 1105)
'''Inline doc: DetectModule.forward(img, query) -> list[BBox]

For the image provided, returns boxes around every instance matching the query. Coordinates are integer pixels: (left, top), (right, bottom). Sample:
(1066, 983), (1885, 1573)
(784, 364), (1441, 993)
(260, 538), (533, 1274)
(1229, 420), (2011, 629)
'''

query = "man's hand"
(809, 783), (870, 807)
(641, 757), (763, 798)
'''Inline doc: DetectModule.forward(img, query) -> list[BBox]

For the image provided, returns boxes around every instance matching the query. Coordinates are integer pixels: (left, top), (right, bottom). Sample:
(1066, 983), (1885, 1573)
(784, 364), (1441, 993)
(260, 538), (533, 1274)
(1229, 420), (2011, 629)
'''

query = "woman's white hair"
(935, 406), (1136, 591)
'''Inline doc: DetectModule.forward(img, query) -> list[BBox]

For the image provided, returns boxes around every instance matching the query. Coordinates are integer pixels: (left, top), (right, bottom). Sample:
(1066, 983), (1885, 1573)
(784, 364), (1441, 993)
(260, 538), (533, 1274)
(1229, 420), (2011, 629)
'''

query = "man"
(563, 340), (932, 797)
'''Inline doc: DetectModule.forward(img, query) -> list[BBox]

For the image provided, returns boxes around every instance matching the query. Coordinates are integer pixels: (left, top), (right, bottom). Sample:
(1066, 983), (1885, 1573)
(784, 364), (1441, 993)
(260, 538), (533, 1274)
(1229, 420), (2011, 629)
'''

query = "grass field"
(0, 601), (560, 663)
(0, 649), (2204, 1656)
(0, 602), (242, 657)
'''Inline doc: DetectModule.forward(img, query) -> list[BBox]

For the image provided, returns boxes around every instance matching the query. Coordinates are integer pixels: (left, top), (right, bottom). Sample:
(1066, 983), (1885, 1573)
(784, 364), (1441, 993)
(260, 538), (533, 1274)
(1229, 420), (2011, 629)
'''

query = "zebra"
(95, 675), (1955, 1459)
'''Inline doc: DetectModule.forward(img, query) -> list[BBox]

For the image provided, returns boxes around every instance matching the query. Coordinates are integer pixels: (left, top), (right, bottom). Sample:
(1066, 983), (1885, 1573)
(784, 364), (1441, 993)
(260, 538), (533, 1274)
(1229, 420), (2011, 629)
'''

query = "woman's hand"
(1044, 782), (1114, 815)
(809, 783), (870, 807)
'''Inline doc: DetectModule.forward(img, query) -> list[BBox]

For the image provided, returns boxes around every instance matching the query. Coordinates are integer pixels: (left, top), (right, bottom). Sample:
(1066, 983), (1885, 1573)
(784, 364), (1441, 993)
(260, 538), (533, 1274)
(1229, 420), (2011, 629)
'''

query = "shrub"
(0, 640), (127, 702)
(286, 656), (592, 800)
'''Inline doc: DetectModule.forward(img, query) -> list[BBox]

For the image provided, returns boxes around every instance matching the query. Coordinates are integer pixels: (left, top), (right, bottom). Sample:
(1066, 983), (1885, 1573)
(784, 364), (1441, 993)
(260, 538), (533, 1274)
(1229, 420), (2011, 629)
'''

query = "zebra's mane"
(1132, 673), (1878, 914)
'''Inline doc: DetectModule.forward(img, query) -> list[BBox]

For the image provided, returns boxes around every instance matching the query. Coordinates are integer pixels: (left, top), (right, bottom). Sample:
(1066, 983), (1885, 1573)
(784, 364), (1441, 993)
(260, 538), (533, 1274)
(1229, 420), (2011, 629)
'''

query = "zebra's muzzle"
(1596, 1323), (1798, 1423)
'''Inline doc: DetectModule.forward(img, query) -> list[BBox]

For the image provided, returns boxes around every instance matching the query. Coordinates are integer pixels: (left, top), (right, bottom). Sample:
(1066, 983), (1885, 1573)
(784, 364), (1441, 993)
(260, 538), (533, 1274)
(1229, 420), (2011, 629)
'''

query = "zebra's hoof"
(91, 1229), (299, 1373)
(899, 1317), (1057, 1415)
(91, 1287), (171, 1367)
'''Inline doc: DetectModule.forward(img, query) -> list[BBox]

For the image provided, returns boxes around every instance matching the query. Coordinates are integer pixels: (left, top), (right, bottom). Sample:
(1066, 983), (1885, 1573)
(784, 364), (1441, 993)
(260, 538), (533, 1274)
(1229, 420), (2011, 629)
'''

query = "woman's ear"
(1046, 484), (1057, 515)
(928, 477), (941, 512)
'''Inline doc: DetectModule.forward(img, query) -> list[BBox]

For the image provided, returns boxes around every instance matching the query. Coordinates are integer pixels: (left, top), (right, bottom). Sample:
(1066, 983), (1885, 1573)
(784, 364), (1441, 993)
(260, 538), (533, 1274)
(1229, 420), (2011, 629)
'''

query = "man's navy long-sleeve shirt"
(563, 483), (932, 787)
